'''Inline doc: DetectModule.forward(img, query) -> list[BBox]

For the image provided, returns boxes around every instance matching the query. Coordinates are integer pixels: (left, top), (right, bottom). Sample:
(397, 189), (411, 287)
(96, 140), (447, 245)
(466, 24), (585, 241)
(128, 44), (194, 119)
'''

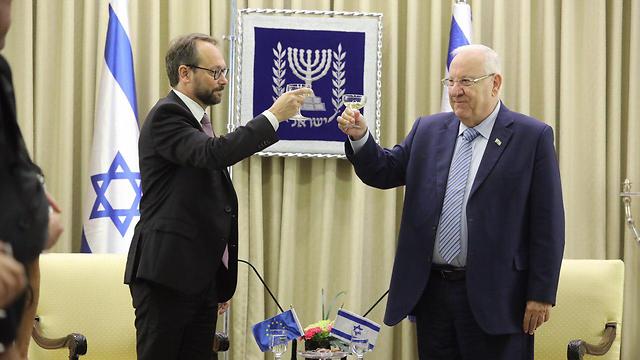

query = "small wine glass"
(342, 94), (367, 129)
(286, 83), (312, 120)
(269, 328), (288, 360)
(349, 329), (369, 359)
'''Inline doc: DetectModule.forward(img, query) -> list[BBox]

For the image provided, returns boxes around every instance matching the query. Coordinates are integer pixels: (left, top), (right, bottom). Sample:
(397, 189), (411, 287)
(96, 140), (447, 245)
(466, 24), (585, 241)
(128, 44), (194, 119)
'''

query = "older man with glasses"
(338, 44), (565, 360)
(124, 33), (311, 360)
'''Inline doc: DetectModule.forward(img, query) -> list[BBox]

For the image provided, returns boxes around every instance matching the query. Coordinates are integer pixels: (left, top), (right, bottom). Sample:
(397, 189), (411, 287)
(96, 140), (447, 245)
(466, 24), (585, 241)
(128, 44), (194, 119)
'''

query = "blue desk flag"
(252, 308), (304, 352)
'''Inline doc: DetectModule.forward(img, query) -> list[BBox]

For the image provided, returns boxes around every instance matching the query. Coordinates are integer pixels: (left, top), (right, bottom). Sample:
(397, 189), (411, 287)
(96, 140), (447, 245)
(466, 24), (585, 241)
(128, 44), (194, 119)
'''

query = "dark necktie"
(200, 113), (214, 137)
(200, 112), (228, 268)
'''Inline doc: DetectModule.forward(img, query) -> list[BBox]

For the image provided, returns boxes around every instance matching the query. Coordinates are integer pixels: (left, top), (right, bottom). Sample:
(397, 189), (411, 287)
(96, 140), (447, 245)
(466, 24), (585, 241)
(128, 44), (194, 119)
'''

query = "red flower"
(304, 326), (323, 340)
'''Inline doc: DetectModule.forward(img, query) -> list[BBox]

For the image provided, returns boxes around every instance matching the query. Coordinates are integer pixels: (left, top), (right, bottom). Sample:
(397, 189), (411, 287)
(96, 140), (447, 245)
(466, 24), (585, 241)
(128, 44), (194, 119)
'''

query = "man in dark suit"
(337, 44), (564, 359)
(124, 33), (310, 360)
(0, 0), (64, 357)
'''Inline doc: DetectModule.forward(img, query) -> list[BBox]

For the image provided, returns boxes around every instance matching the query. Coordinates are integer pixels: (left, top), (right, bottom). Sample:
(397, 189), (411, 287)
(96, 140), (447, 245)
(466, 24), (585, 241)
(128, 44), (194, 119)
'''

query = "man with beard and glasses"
(124, 33), (311, 360)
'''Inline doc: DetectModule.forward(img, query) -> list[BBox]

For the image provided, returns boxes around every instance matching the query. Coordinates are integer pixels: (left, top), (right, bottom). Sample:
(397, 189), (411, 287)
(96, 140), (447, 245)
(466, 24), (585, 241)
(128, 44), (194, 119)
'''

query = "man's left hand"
(217, 301), (230, 315)
(522, 300), (551, 335)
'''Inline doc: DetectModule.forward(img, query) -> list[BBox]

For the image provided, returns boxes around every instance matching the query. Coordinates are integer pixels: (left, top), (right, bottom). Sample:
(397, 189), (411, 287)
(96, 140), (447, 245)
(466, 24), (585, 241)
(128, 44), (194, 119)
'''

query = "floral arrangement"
(303, 319), (334, 342)
(301, 290), (346, 352)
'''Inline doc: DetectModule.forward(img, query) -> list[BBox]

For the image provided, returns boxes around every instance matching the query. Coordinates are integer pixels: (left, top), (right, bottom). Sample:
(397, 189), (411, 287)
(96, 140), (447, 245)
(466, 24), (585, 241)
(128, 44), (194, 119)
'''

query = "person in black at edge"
(0, 0), (63, 357)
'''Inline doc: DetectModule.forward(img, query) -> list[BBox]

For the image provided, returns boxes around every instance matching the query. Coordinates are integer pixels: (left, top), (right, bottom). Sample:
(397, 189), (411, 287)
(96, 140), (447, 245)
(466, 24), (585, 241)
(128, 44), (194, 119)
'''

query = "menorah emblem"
(287, 47), (332, 111)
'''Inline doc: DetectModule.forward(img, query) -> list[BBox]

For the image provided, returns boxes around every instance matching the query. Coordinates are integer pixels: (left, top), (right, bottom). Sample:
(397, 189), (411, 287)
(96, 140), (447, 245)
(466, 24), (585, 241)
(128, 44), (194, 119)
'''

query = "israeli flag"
(81, 0), (140, 253)
(330, 309), (381, 350)
(441, 1), (472, 112)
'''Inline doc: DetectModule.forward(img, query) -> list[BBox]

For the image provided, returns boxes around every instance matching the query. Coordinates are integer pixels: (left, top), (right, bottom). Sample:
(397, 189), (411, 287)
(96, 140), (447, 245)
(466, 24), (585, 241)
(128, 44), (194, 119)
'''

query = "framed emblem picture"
(232, 8), (383, 158)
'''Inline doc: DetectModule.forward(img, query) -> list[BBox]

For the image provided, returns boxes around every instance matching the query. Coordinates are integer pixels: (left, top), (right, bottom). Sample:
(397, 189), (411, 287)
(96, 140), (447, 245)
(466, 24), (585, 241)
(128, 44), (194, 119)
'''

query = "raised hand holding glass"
(286, 83), (312, 120)
(342, 94), (367, 129)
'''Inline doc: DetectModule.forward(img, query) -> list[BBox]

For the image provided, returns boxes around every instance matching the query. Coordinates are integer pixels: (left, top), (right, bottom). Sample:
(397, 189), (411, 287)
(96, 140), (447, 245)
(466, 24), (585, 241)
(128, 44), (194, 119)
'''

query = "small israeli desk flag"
(81, 0), (140, 253)
(330, 309), (381, 350)
(441, 1), (472, 112)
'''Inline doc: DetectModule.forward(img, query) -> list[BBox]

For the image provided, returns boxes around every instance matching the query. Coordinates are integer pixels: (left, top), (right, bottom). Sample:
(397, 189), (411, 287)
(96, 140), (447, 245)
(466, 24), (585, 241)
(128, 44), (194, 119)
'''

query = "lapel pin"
(494, 138), (502, 146)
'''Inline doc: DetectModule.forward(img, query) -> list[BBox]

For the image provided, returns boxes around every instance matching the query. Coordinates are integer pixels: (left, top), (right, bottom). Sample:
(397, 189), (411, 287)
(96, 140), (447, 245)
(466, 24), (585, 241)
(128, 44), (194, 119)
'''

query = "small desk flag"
(252, 308), (304, 352)
(330, 309), (381, 350)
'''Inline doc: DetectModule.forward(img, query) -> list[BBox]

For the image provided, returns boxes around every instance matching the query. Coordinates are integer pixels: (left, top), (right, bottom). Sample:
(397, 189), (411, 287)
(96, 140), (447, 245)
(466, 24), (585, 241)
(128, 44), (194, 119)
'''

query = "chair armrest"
(567, 322), (617, 360)
(31, 316), (88, 360)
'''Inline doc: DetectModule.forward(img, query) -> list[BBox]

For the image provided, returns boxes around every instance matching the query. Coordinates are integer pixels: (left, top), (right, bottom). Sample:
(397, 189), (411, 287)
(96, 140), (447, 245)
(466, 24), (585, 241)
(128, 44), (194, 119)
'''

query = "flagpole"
(362, 290), (389, 317)
(222, 3), (237, 359)
(226, 0), (237, 183)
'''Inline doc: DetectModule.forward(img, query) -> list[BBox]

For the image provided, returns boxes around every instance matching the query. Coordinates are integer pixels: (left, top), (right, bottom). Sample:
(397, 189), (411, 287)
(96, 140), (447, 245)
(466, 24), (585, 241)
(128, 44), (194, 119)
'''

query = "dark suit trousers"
(130, 279), (218, 360)
(414, 271), (533, 360)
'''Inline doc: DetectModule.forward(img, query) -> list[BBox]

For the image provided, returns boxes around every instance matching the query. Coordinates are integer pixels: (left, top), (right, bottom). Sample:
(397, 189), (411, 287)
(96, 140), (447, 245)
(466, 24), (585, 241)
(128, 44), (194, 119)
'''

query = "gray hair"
(452, 44), (501, 74)
(165, 33), (218, 87)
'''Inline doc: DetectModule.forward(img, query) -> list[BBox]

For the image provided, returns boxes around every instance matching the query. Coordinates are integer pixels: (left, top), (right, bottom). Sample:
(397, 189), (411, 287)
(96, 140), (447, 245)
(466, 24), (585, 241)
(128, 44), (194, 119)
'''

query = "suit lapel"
(469, 105), (514, 197)
(168, 90), (236, 188)
(435, 115), (460, 205)
(167, 91), (201, 129)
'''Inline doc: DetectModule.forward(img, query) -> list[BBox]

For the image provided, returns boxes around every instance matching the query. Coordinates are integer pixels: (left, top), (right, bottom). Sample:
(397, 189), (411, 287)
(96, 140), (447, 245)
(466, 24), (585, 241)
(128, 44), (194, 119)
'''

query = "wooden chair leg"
(31, 316), (88, 359)
(567, 322), (617, 360)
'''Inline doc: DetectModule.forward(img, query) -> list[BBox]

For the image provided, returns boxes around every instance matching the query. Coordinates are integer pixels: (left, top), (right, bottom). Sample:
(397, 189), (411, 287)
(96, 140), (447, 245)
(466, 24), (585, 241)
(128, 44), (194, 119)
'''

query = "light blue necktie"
(437, 127), (480, 264)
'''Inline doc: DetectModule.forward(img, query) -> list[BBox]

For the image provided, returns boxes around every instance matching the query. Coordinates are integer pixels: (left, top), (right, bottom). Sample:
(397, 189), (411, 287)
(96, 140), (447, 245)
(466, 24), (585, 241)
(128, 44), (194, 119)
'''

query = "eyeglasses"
(185, 64), (228, 80)
(441, 73), (495, 87)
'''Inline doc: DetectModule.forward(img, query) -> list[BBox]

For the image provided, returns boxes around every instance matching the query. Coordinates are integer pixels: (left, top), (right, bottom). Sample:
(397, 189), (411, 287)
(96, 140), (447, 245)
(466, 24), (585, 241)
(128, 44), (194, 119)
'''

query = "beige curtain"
(3, 0), (638, 359)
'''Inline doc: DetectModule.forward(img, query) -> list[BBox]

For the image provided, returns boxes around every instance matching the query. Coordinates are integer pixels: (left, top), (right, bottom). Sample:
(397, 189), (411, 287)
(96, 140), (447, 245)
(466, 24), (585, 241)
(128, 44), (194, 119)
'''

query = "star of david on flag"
(330, 309), (381, 351)
(441, 1), (472, 112)
(81, 0), (140, 254)
(89, 151), (141, 237)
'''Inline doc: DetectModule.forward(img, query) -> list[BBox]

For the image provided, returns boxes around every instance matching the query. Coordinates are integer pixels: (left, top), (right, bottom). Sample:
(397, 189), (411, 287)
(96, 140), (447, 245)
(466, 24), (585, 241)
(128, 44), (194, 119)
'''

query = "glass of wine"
(342, 94), (367, 129)
(269, 328), (288, 360)
(286, 83), (312, 120)
(349, 329), (369, 359)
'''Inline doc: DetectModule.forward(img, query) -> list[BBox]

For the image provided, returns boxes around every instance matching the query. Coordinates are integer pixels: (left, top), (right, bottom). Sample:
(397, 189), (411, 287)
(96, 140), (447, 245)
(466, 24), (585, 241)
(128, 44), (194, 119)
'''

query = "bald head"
(452, 44), (501, 76)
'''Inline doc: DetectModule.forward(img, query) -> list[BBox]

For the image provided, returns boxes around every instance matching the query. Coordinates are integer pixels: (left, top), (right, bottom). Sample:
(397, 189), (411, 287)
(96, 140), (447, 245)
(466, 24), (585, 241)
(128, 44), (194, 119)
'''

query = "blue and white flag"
(441, 1), (473, 112)
(252, 308), (304, 352)
(81, 0), (140, 253)
(330, 309), (381, 350)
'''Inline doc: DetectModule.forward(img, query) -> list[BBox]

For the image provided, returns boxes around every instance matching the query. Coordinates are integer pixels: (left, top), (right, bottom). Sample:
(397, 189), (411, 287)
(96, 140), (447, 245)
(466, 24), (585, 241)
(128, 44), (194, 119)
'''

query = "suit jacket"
(0, 55), (49, 344)
(346, 104), (565, 335)
(124, 91), (278, 302)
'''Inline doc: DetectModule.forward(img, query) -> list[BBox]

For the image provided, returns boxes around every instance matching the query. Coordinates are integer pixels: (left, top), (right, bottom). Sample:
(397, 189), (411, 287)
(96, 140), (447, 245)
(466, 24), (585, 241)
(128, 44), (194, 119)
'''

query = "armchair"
(535, 259), (624, 360)
(29, 253), (228, 359)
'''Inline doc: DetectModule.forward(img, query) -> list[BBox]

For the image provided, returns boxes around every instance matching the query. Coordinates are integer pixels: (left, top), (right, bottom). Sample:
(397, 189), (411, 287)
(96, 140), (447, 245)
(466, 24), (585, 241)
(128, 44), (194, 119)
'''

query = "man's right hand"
(337, 108), (368, 141)
(0, 243), (26, 308)
(268, 88), (314, 122)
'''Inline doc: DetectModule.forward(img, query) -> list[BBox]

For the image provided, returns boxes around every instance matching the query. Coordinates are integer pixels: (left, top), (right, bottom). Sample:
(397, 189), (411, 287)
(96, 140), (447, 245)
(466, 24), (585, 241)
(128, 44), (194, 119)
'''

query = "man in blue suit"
(337, 44), (564, 359)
